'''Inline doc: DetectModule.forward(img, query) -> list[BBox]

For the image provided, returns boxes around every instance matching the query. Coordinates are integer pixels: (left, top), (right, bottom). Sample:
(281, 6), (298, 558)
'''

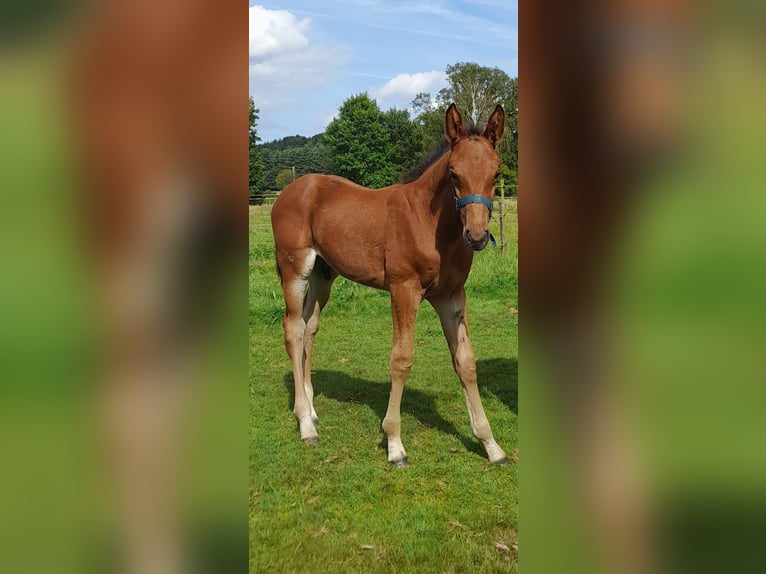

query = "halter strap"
(454, 194), (494, 213)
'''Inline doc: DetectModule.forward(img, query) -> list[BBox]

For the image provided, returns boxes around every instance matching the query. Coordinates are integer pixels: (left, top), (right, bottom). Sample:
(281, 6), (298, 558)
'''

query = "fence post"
(499, 178), (505, 254)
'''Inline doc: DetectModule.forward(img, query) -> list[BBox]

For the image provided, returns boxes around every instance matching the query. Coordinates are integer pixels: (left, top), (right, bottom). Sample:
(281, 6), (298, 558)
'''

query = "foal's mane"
(400, 123), (483, 184)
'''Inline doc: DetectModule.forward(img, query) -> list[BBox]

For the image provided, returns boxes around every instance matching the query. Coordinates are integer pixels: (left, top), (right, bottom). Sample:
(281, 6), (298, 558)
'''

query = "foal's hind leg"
(431, 290), (508, 465)
(278, 248), (319, 444)
(301, 260), (336, 426)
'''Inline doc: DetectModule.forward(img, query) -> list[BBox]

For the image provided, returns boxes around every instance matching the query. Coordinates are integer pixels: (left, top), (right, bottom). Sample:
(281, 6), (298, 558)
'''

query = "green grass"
(250, 201), (518, 573)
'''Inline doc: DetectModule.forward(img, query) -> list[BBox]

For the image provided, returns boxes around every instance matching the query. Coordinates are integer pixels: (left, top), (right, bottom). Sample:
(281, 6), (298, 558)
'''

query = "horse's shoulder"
(382, 184), (411, 205)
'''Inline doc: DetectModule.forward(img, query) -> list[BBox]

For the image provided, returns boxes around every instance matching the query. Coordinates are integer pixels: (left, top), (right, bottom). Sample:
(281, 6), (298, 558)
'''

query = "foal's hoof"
(492, 456), (509, 466)
(302, 436), (319, 446)
(390, 457), (409, 468)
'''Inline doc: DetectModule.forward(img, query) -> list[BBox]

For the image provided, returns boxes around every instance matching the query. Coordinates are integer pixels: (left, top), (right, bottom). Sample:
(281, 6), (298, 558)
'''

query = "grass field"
(250, 199), (518, 573)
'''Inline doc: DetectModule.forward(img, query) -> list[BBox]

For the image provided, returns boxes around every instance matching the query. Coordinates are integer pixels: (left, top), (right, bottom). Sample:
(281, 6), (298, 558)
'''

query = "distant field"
(250, 200), (518, 573)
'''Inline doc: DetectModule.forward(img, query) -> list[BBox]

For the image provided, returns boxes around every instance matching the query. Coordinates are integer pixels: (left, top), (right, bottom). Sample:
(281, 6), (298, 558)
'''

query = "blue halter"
(453, 188), (497, 248)
(454, 194), (494, 213)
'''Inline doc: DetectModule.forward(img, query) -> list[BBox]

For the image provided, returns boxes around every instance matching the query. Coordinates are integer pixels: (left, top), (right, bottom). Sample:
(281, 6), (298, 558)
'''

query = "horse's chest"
(418, 258), (441, 290)
(418, 253), (470, 295)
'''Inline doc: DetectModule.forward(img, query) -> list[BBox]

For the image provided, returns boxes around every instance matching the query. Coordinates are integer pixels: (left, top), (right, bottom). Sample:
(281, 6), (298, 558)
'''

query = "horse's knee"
(454, 346), (476, 378)
(389, 351), (413, 378)
(305, 315), (320, 338)
(283, 316), (305, 349)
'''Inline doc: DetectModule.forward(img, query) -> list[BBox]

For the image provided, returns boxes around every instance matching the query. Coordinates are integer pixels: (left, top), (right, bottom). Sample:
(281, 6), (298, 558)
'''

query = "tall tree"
(249, 96), (266, 200)
(323, 93), (396, 188)
(437, 62), (515, 126)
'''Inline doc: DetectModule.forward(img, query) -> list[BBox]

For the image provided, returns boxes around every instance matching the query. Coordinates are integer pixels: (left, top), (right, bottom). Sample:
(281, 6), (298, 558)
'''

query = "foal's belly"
(313, 240), (387, 290)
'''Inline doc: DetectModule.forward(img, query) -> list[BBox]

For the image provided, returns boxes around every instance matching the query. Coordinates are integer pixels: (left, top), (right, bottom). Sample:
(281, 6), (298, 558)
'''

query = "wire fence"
(249, 191), (280, 205)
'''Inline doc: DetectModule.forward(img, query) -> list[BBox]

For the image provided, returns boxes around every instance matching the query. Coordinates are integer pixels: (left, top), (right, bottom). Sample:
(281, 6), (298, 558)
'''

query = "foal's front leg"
(382, 283), (422, 467)
(432, 291), (508, 465)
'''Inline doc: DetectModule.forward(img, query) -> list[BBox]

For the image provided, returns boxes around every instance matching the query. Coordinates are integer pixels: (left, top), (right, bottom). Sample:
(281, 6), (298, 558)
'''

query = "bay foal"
(271, 104), (508, 466)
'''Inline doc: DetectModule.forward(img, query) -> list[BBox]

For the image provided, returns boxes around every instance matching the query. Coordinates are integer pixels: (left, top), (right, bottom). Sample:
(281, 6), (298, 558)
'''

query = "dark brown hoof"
(390, 457), (409, 468)
(493, 457), (509, 466)
(302, 436), (319, 446)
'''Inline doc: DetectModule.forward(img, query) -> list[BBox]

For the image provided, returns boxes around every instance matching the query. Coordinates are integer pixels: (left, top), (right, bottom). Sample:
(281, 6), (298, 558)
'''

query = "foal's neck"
(415, 152), (461, 234)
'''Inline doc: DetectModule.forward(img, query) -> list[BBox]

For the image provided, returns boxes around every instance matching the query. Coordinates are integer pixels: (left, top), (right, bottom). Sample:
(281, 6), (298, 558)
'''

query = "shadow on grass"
(284, 370), (484, 458)
(281, 357), (517, 459)
(477, 357), (518, 415)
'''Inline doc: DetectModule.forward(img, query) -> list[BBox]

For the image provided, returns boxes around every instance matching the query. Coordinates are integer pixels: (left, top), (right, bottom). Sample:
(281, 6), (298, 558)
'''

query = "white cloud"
(371, 71), (447, 109)
(249, 5), (350, 114)
(249, 6), (310, 59)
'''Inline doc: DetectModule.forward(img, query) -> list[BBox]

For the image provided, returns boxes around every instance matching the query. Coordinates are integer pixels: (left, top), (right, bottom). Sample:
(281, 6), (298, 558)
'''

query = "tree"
(323, 93), (397, 188)
(249, 97), (266, 201)
(382, 107), (424, 178)
(259, 135), (332, 190)
(437, 62), (515, 126)
(249, 96), (260, 148)
(411, 91), (446, 155)
(495, 77), (518, 192)
(275, 168), (295, 190)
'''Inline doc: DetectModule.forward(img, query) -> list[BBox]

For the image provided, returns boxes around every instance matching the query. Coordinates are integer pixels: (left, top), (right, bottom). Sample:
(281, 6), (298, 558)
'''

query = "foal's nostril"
(464, 228), (490, 250)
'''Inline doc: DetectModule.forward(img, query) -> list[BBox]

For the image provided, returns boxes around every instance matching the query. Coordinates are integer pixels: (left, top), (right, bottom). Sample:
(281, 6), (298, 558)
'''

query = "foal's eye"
(449, 171), (457, 180)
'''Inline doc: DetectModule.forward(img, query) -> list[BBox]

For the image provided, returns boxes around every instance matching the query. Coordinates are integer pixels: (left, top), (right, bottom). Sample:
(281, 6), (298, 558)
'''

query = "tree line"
(259, 134), (332, 193)
(250, 62), (517, 204)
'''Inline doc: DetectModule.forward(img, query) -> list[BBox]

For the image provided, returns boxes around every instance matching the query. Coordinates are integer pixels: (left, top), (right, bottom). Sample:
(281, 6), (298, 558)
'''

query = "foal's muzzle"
(455, 193), (493, 251)
(464, 229), (490, 251)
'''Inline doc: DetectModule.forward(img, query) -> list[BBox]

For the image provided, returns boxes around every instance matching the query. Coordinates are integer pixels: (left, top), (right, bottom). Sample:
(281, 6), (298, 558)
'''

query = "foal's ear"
(445, 103), (463, 146)
(484, 105), (505, 146)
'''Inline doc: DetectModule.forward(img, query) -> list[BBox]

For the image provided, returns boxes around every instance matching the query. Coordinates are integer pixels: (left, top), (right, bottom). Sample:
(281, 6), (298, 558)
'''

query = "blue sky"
(250, 0), (517, 142)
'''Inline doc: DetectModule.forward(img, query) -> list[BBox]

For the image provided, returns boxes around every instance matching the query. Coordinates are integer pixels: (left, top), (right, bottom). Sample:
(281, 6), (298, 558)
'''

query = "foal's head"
(445, 103), (505, 251)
